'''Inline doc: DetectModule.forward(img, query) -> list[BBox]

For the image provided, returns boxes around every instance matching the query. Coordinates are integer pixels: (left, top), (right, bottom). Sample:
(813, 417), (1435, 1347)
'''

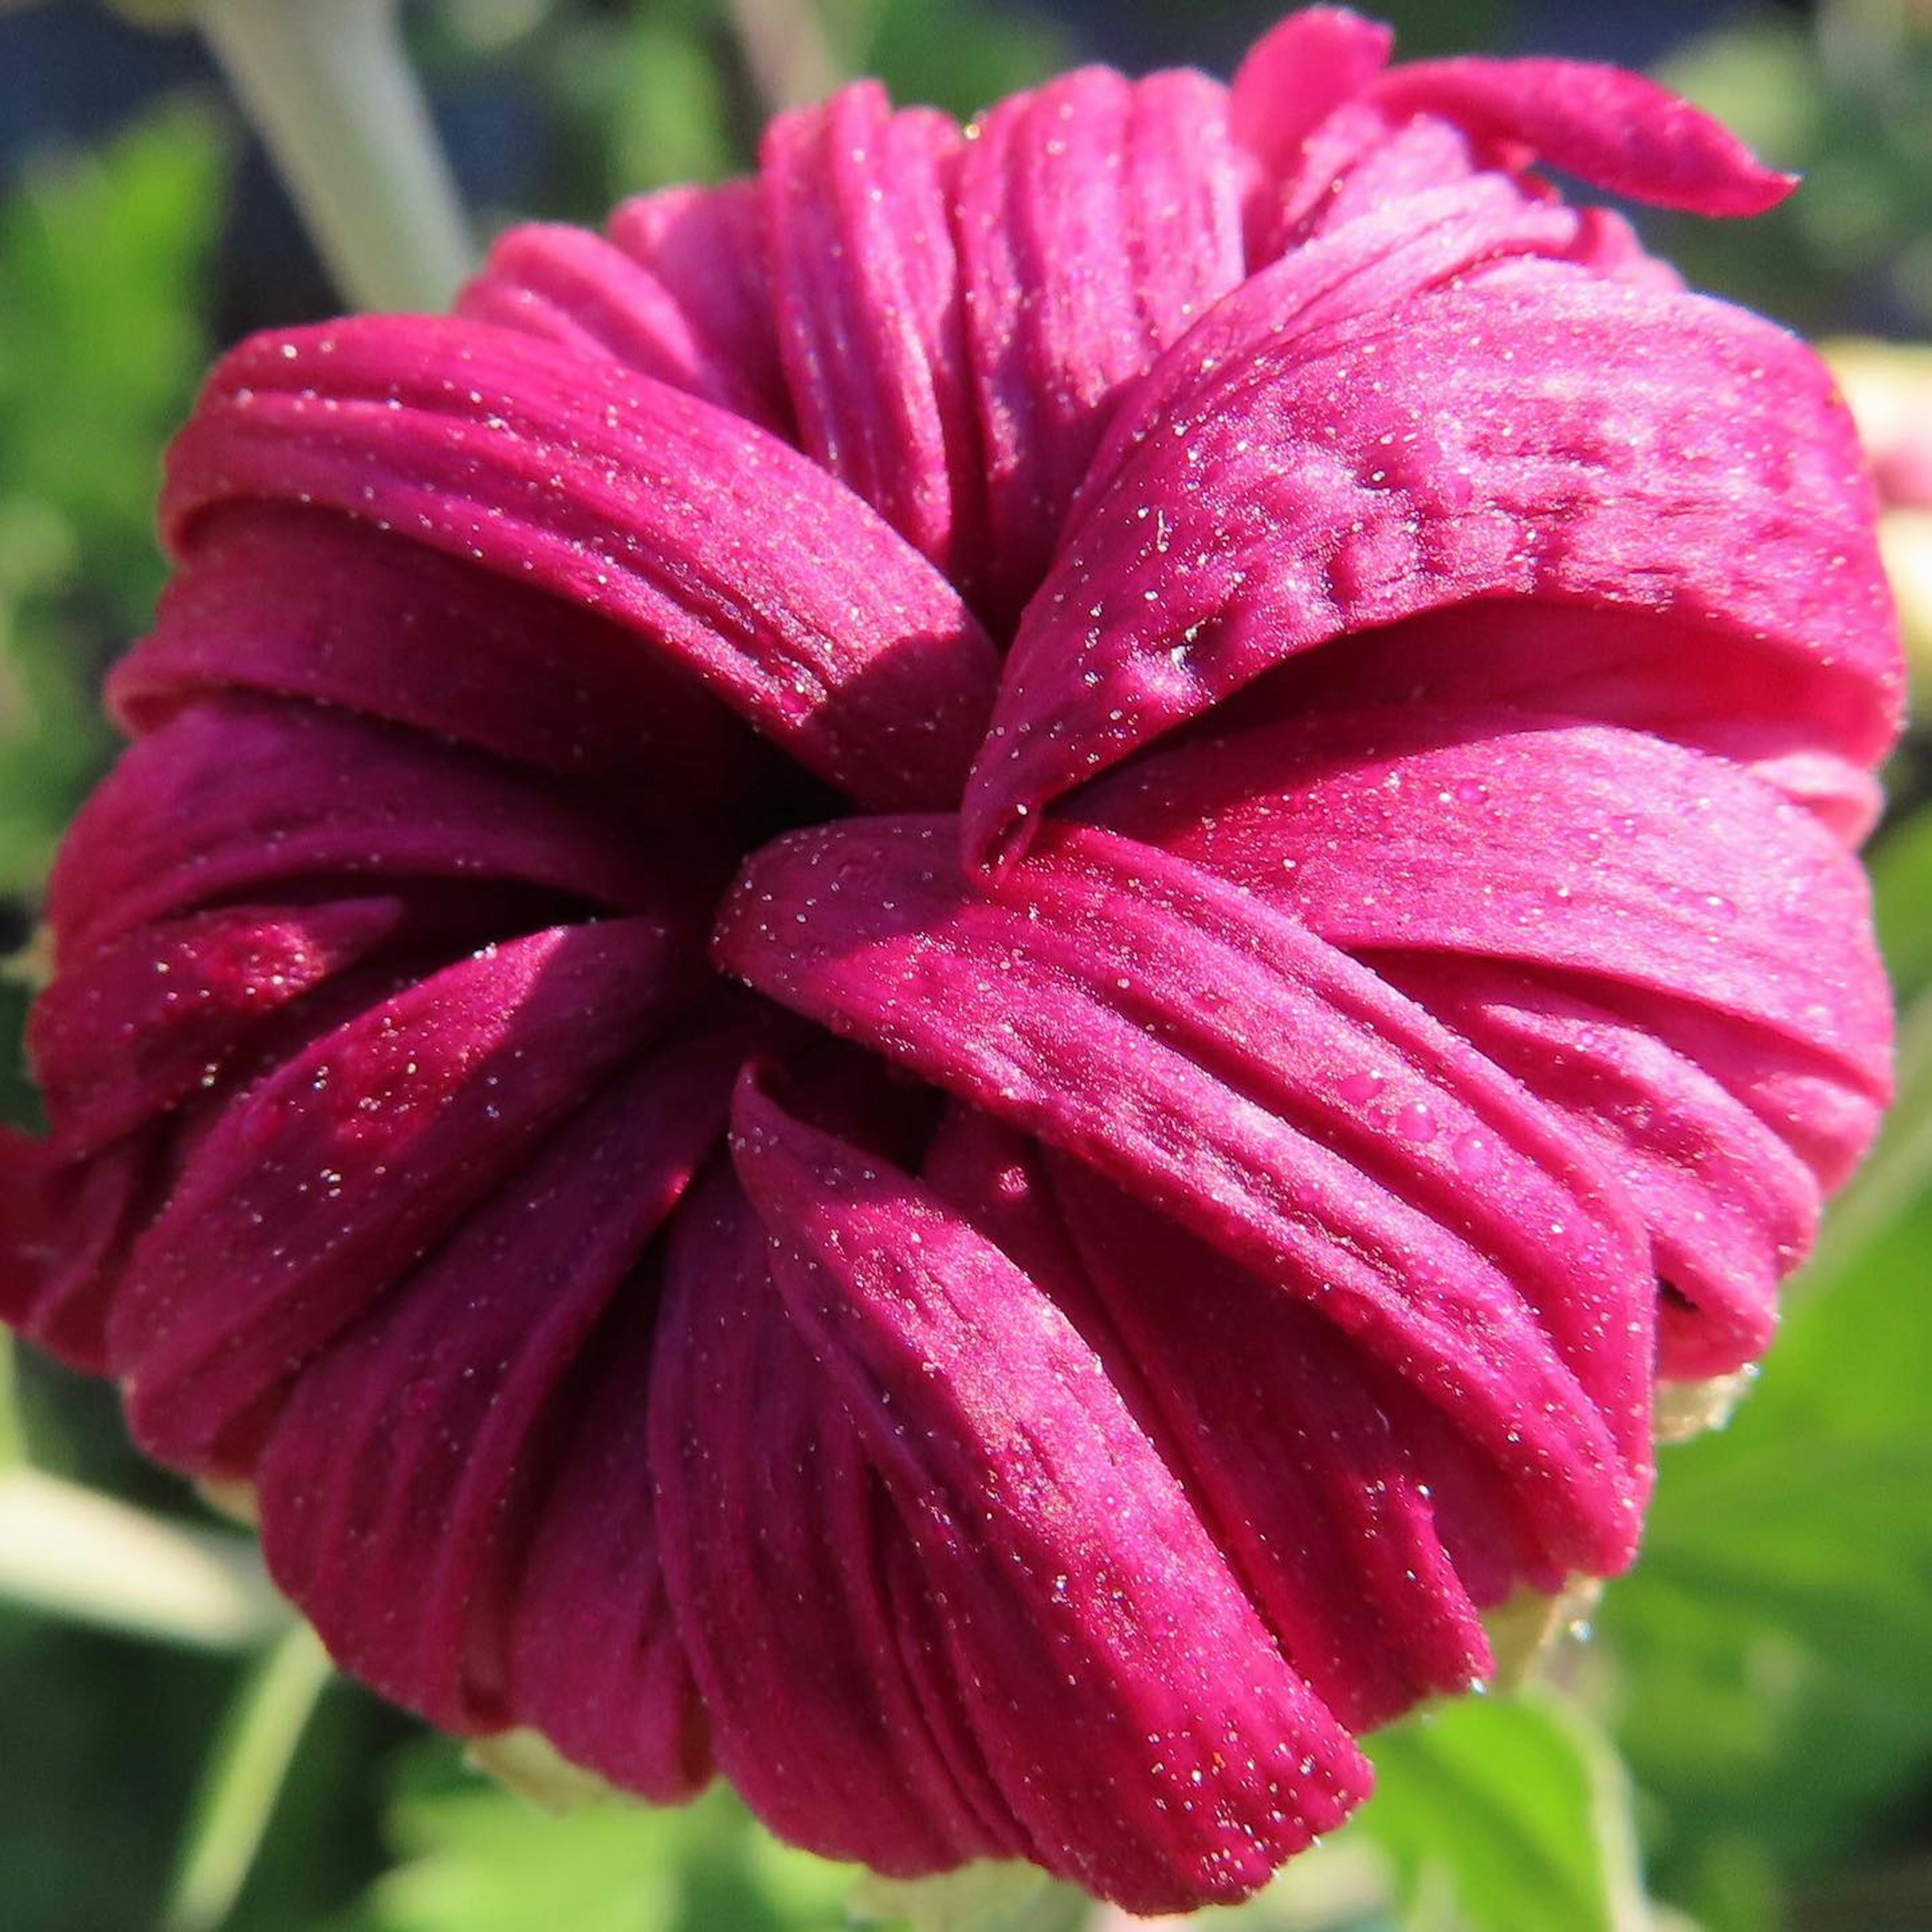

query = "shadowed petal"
(717, 816), (1651, 1575)
(110, 918), (691, 1475)
(953, 65), (1245, 619)
(650, 1163), (1015, 1876)
(762, 85), (984, 583)
(29, 897), (408, 1159)
(46, 699), (686, 968)
(255, 1018), (755, 1765)
(163, 318), (999, 810)
(729, 1078), (1366, 1912)
(112, 504), (756, 799)
(964, 185), (1892, 868)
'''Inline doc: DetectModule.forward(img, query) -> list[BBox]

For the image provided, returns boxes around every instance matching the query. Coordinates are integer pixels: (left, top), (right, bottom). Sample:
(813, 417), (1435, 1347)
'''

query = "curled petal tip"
(1371, 56), (1802, 217)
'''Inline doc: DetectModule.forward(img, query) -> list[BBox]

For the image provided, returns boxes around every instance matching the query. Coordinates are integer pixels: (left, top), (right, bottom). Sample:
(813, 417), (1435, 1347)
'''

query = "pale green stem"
(163, 1623), (334, 1932)
(0, 1468), (286, 1649)
(196, 0), (474, 312)
(725, 0), (843, 113)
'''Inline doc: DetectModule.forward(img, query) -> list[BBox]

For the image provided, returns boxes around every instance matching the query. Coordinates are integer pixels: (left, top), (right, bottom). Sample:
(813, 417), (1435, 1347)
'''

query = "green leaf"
(360, 1757), (855, 1932)
(1354, 1691), (1648, 1932)
(1870, 800), (1932, 1007)
(164, 1623), (335, 1932)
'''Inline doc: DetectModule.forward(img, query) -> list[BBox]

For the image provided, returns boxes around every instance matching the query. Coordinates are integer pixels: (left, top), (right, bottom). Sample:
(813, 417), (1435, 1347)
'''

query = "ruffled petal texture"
(0, 9), (1900, 1917)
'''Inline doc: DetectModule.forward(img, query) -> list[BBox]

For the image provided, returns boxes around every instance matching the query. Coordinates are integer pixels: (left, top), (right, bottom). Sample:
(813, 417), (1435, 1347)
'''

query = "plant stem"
(725, 0), (843, 114)
(196, 0), (474, 312)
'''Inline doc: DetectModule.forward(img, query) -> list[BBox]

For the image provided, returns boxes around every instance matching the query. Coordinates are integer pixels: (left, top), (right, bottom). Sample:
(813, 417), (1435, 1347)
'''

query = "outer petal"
(0, 1132), (159, 1373)
(920, 1112), (1514, 1724)
(953, 65), (1246, 618)
(762, 86), (984, 583)
(1369, 57), (1797, 215)
(1229, 599), (1892, 842)
(1046, 1158), (1505, 1722)
(1079, 705), (1892, 1370)
(963, 186), (1894, 867)
(255, 1017), (755, 1756)
(729, 1079), (1366, 1912)
(650, 1164), (1014, 1876)
(45, 699), (683, 967)
(162, 318), (999, 810)
(1371, 955), (1820, 1380)
(111, 503), (755, 798)
(109, 918), (689, 1474)
(29, 897), (407, 1159)
(716, 816), (1652, 1575)
(607, 180), (793, 434)
(1077, 706), (1891, 1081)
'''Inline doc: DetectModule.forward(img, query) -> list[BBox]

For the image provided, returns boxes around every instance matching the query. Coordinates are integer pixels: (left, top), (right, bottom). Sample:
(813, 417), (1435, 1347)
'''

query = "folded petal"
(1228, 8), (1393, 192)
(606, 180), (793, 434)
(1370, 955), (1821, 1380)
(163, 319), (999, 810)
(1227, 599), (1892, 841)
(1078, 704), (1892, 1082)
(1369, 57), (1797, 215)
(110, 917), (690, 1475)
(649, 1163), (1013, 1876)
(111, 503), (755, 798)
(953, 65), (1245, 618)
(964, 186), (1894, 866)
(762, 85), (984, 584)
(717, 817), (1651, 1575)
(730, 1079), (1366, 1911)
(256, 1017), (754, 1760)
(46, 699), (683, 967)
(29, 897), (407, 1159)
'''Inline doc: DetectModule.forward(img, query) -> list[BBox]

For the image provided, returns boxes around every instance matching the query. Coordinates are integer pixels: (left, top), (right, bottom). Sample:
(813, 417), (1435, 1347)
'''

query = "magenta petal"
(649, 1164), (1014, 1876)
(1234, 599), (1893, 842)
(1371, 56), (1797, 215)
(1374, 956), (1820, 1380)
(0, 1133), (160, 1373)
(109, 918), (689, 1474)
(255, 1019), (751, 1762)
(762, 85), (984, 583)
(109, 504), (754, 799)
(717, 817), (1651, 1575)
(46, 699), (682, 967)
(963, 186), (1892, 864)
(953, 64), (1245, 618)
(1044, 1161), (1497, 1725)
(1080, 705), (1892, 1083)
(1229, 7), (1393, 219)
(162, 318), (999, 809)
(29, 897), (406, 1159)
(606, 180), (793, 435)
(730, 1078), (1366, 1911)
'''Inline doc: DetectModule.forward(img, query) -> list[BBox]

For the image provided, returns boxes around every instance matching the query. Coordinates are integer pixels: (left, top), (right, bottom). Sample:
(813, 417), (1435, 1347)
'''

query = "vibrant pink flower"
(0, 8), (1900, 1912)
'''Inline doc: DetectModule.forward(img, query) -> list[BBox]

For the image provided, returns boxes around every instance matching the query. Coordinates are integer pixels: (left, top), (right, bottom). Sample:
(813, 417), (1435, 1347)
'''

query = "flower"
(1825, 337), (1932, 679)
(0, 7), (1901, 1914)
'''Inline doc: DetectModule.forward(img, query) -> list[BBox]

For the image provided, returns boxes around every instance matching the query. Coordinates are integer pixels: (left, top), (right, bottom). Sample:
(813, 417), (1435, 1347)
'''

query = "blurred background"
(1, 3), (1930, 1929)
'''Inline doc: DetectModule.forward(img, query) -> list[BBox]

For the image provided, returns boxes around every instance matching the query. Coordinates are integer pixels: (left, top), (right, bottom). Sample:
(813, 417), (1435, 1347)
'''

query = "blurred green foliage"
(2, 4), (1931, 1931)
